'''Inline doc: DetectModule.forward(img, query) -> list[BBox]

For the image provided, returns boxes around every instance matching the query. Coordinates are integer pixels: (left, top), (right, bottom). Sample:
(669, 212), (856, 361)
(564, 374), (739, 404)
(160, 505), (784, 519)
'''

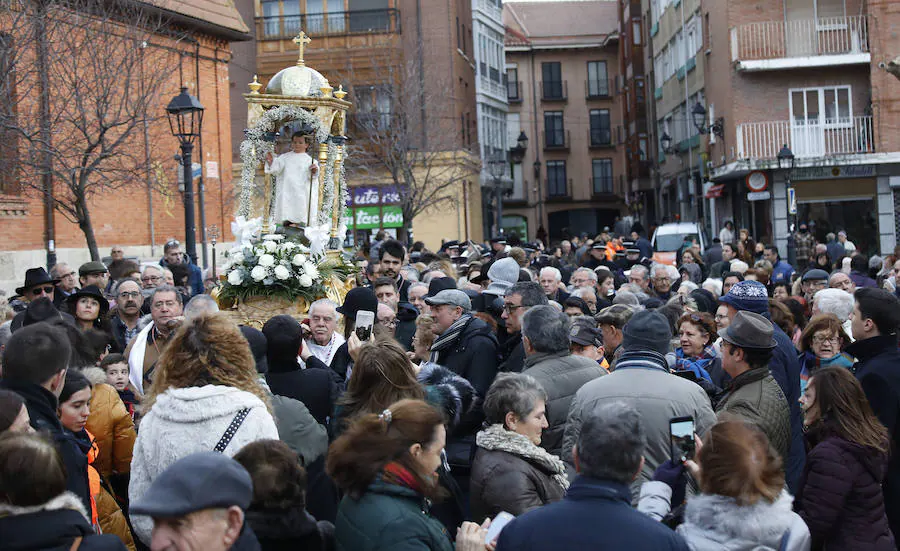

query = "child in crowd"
(100, 354), (139, 421)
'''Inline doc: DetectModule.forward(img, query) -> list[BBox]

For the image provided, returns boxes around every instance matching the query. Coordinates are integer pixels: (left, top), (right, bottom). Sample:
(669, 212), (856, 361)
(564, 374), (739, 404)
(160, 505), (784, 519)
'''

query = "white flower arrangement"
(219, 233), (353, 303)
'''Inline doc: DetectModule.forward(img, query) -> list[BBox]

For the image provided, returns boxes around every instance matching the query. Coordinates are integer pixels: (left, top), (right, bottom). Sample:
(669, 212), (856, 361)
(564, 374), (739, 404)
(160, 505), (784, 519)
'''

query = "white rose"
(273, 265), (291, 280)
(230, 251), (244, 264)
(291, 253), (306, 266)
(302, 262), (319, 279)
(227, 270), (243, 285)
(250, 265), (267, 282)
(258, 254), (275, 267)
(298, 274), (313, 287)
(263, 240), (277, 253)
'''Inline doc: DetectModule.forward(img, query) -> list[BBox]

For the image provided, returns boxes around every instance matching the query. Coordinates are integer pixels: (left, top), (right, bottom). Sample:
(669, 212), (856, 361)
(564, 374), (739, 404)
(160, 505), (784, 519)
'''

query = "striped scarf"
(429, 314), (472, 363)
(614, 349), (670, 372)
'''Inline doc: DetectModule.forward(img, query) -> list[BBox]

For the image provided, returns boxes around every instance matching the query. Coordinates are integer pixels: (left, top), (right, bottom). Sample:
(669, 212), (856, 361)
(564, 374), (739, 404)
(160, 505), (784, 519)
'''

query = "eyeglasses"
(812, 335), (841, 345)
(503, 304), (524, 313)
(118, 291), (141, 299)
(62, 271), (77, 278)
(378, 318), (398, 328)
(141, 275), (162, 283)
(714, 314), (728, 321)
(30, 286), (54, 296)
(652, 277), (670, 283)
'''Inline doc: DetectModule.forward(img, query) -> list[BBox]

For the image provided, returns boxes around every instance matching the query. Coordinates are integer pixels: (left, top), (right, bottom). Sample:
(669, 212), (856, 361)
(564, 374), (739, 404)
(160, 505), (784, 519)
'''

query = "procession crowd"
(1, 222), (900, 551)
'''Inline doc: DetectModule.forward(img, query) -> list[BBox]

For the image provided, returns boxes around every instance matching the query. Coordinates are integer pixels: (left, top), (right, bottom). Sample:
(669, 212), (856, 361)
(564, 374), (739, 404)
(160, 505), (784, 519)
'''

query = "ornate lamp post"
(691, 102), (725, 138)
(166, 87), (205, 265)
(660, 132), (675, 155)
(777, 144), (797, 266)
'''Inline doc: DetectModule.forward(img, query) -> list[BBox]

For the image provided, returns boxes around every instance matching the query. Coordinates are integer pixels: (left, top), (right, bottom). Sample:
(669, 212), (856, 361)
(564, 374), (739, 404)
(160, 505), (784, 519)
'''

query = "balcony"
(730, 15), (869, 71)
(736, 116), (875, 160)
(546, 178), (572, 200)
(257, 9), (401, 41)
(543, 129), (570, 151)
(540, 80), (568, 102)
(586, 78), (613, 99)
(588, 128), (614, 149)
(474, 0), (502, 21)
(507, 80), (522, 103)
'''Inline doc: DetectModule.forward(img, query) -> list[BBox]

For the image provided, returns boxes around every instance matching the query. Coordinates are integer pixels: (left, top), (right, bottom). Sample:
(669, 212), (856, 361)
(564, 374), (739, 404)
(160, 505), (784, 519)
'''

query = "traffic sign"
(788, 187), (797, 215)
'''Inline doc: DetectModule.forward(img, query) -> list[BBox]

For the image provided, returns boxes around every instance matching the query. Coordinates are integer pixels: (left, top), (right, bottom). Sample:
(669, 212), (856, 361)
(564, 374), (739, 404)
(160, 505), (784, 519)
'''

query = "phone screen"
(670, 417), (696, 463)
(485, 511), (515, 544)
(355, 310), (375, 341)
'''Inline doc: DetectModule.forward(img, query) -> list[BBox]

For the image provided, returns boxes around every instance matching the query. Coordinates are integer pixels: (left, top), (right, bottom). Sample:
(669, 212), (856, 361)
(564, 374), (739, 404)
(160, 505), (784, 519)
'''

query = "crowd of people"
(1, 223), (900, 550)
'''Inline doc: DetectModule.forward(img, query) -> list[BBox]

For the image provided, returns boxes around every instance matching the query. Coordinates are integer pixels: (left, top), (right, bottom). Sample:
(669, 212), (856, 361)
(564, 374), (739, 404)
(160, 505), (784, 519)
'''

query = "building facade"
(703, 0), (900, 258)
(503, 1), (625, 243)
(231, 0), (483, 250)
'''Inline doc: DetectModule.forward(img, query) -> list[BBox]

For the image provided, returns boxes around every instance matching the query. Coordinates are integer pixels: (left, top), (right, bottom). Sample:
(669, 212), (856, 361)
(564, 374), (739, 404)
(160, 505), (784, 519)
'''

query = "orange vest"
(86, 430), (101, 529)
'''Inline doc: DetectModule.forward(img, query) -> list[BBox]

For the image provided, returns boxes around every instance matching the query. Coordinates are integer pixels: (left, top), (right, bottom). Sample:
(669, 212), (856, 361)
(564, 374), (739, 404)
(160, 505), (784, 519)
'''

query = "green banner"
(348, 206), (404, 229)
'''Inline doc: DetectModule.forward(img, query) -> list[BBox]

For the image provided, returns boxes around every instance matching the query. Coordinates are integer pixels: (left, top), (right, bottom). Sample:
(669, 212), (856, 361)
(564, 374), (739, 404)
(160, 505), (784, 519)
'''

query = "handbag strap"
(214, 408), (250, 453)
(69, 536), (83, 551)
(778, 528), (791, 551)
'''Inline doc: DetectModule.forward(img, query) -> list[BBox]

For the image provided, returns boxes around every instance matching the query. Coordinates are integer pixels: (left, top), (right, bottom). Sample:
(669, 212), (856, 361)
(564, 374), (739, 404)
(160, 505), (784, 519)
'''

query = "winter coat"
(432, 315), (500, 401)
(245, 506), (334, 551)
(0, 380), (92, 514)
(82, 369), (136, 478)
(267, 357), (340, 426)
(715, 367), (791, 464)
(771, 260), (795, 284)
(395, 302), (417, 351)
(268, 388), (328, 467)
(561, 351), (716, 503)
(499, 334), (526, 373)
(496, 476), (689, 551)
(638, 482), (810, 551)
(0, 491), (127, 551)
(159, 255), (203, 296)
(768, 320), (805, 494)
(470, 424), (567, 522)
(334, 478), (453, 551)
(796, 430), (894, 550)
(129, 385), (279, 544)
(521, 350), (605, 455)
(847, 334), (900, 540)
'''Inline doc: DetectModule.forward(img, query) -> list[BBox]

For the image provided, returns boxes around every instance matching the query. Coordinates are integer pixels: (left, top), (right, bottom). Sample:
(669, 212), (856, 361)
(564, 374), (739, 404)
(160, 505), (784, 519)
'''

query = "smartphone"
(669, 416), (696, 463)
(485, 511), (515, 544)
(673, 370), (699, 383)
(355, 310), (375, 341)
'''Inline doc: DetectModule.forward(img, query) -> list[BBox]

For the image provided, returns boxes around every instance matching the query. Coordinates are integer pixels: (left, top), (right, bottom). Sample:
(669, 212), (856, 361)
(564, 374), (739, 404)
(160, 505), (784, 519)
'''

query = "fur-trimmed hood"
(79, 366), (108, 386)
(0, 491), (89, 522)
(417, 362), (476, 431)
(679, 491), (810, 550)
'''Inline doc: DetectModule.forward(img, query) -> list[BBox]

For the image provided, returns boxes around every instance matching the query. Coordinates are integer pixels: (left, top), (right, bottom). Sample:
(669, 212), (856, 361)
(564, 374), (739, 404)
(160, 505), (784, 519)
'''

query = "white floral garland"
(316, 139), (349, 228)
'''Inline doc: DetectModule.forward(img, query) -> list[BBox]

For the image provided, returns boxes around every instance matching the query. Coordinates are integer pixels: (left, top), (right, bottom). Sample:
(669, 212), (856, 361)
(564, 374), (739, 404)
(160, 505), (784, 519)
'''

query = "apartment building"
(230, 0), (482, 249)
(703, 0), (900, 256)
(503, 1), (625, 242)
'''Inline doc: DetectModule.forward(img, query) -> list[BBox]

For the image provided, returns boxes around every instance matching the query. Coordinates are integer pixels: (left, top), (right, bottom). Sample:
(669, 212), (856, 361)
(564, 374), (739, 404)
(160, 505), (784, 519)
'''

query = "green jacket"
(715, 367), (791, 463)
(334, 477), (454, 551)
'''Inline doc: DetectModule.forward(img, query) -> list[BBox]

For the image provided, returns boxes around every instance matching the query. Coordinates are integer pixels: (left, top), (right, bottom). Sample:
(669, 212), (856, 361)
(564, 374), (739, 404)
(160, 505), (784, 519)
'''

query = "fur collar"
(681, 490), (796, 544)
(0, 492), (88, 522)
(79, 366), (108, 386)
(477, 424), (569, 490)
(151, 384), (266, 423)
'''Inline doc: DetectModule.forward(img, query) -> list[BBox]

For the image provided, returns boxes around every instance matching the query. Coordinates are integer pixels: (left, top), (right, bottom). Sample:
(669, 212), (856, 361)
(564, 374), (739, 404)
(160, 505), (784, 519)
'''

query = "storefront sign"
(746, 171), (769, 192)
(351, 185), (406, 206)
(747, 191), (771, 201)
(705, 184), (725, 199)
(381, 186), (402, 204)
(349, 205), (404, 230)
(792, 165), (875, 181)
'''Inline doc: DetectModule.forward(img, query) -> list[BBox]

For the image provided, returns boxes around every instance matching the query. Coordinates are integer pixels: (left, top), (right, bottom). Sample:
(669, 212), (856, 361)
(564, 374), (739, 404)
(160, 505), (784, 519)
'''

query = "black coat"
(245, 506), (335, 551)
(768, 320), (806, 494)
(847, 334), (900, 541)
(432, 316), (499, 401)
(499, 334), (526, 373)
(0, 381), (92, 514)
(470, 447), (565, 523)
(796, 430), (895, 550)
(0, 500), (126, 551)
(267, 359), (339, 426)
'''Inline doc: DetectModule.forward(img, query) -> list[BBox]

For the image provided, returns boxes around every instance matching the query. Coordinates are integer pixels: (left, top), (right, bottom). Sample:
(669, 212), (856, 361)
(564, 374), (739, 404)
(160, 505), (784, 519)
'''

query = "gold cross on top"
(293, 31), (312, 67)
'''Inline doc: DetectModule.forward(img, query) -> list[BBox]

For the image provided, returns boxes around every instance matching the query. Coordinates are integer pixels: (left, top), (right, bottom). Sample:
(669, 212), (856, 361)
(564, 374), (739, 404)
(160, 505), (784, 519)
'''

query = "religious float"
(217, 32), (355, 327)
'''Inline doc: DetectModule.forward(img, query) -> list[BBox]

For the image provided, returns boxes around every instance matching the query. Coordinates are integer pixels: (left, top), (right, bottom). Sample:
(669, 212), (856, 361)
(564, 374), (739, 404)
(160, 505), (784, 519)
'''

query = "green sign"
(348, 206), (404, 230)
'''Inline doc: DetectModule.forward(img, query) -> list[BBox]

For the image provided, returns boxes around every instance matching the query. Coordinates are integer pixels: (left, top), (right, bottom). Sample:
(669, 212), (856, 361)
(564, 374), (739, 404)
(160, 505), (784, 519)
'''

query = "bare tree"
(333, 44), (480, 243)
(0, 0), (187, 260)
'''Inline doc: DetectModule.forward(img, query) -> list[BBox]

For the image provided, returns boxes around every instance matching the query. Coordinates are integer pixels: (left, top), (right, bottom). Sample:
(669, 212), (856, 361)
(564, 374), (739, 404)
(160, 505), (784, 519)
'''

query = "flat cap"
(424, 289), (472, 311)
(79, 261), (108, 276)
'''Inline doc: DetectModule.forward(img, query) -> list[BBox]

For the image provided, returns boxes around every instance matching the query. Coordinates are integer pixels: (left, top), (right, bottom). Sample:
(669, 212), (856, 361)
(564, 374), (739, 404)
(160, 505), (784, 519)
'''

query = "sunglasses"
(31, 286), (54, 296)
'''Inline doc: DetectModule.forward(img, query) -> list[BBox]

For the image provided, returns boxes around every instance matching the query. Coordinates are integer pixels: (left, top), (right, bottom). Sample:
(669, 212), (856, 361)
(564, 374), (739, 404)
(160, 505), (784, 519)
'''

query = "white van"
(651, 222), (707, 265)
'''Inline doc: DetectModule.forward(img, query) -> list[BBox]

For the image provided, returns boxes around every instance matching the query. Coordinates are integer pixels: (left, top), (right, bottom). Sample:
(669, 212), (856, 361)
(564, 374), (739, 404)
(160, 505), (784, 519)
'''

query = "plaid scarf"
(429, 314), (472, 363)
(674, 345), (717, 382)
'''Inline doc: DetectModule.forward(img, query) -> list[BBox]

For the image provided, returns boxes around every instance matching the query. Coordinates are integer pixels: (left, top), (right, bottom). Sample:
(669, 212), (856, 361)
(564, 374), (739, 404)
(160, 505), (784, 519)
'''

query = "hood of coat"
(0, 493), (96, 551)
(681, 491), (797, 549)
(80, 366), (108, 386)
(0, 491), (89, 522)
(151, 385), (266, 423)
(244, 506), (319, 540)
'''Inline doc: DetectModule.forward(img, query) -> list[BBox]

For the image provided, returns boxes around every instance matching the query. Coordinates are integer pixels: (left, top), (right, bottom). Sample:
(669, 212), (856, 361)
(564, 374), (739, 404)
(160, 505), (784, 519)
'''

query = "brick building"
(701, 0), (900, 257)
(503, 1), (625, 242)
(230, 0), (483, 250)
(0, 1), (248, 293)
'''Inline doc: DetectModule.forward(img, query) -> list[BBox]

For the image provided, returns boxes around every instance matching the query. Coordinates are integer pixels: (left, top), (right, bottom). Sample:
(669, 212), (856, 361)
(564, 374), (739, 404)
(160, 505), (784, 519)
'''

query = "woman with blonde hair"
(639, 420), (811, 550)
(128, 313), (278, 545)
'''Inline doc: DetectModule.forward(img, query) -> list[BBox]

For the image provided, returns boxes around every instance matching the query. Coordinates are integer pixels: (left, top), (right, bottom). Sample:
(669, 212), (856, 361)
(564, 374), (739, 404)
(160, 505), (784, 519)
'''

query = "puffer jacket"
(715, 367), (791, 464)
(522, 350), (605, 455)
(796, 430), (895, 550)
(82, 369), (137, 478)
(469, 426), (567, 522)
(639, 482), (810, 551)
(83, 429), (136, 551)
(334, 478), (453, 551)
(129, 385), (279, 544)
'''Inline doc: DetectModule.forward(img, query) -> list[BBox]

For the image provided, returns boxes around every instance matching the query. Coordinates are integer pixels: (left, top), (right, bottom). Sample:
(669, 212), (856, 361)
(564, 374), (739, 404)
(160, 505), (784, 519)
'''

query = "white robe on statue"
(265, 151), (318, 225)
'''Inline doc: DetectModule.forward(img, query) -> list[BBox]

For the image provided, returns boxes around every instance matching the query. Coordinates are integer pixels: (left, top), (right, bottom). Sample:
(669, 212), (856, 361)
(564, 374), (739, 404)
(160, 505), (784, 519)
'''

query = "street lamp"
(166, 87), (204, 265)
(777, 144), (797, 267)
(660, 132), (675, 155)
(691, 102), (725, 138)
(488, 153), (507, 236)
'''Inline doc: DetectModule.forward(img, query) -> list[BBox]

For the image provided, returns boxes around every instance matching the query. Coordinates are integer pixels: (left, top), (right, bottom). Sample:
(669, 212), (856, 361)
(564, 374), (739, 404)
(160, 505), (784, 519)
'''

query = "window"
(633, 20), (642, 45)
(686, 17), (698, 56)
(306, 0), (325, 33)
(639, 138), (648, 161)
(507, 67), (520, 100)
(653, 54), (663, 88)
(544, 111), (565, 147)
(590, 109), (611, 145)
(0, 33), (16, 194)
(542, 62), (563, 99)
(355, 84), (392, 130)
(661, 47), (671, 81)
(790, 85), (852, 127)
(547, 161), (568, 197)
(592, 159), (613, 194)
(456, 17), (461, 49)
(587, 61), (609, 97)
(262, 0), (279, 37)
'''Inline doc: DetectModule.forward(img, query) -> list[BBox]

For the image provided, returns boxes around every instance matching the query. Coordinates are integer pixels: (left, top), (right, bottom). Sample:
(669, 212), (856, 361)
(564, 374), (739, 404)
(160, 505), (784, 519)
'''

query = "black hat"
(130, 452), (252, 518)
(622, 310), (672, 355)
(78, 261), (109, 277)
(239, 325), (268, 374)
(442, 240), (461, 251)
(65, 285), (109, 318)
(689, 288), (717, 315)
(801, 269), (829, 282)
(490, 235), (507, 244)
(623, 241), (640, 254)
(470, 259), (492, 284)
(15, 267), (59, 296)
(427, 277), (457, 297)
(569, 317), (603, 347)
(718, 311), (777, 349)
(591, 242), (606, 250)
(336, 287), (378, 318)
